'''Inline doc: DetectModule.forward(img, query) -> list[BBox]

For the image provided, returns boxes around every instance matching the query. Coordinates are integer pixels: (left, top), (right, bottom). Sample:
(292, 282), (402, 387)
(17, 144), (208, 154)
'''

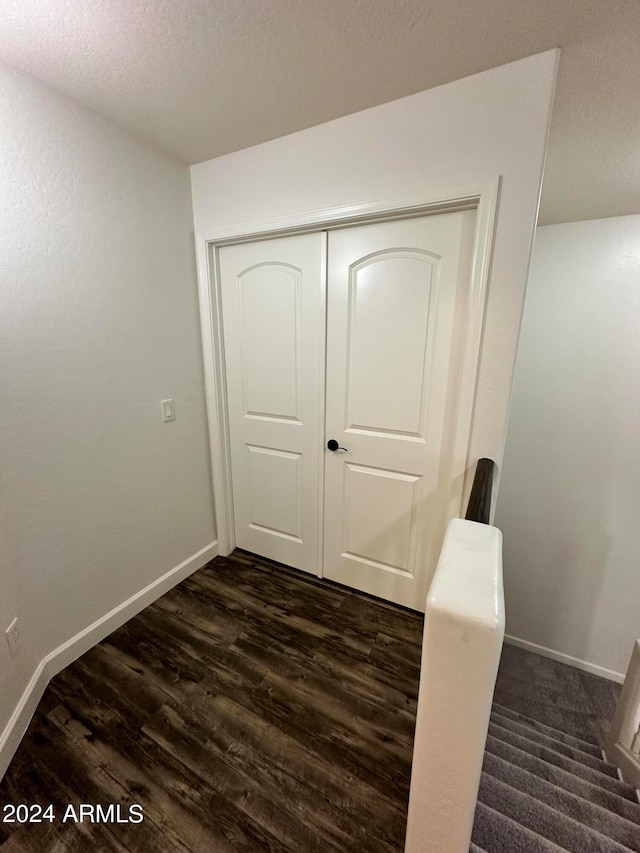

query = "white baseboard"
(504, 634), (625, 683)
(0, 540), (218, 779)
(605, 742), (640, 790)
(0, 662), (50, 780)
(45, 540), (219, 677)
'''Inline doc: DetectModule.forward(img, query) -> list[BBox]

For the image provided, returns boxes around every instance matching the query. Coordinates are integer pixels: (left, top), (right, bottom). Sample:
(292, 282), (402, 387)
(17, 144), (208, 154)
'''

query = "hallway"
(0, 553), (621, 852)
(0, 552), (423, 852)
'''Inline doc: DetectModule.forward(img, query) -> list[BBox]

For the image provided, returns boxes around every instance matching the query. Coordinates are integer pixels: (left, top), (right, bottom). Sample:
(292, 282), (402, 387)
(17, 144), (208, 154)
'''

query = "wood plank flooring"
(0, 551), (424, 852)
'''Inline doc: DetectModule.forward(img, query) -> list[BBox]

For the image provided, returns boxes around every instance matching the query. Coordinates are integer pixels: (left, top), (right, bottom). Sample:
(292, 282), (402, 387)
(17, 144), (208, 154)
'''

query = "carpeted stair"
(471, 700), (640, 851)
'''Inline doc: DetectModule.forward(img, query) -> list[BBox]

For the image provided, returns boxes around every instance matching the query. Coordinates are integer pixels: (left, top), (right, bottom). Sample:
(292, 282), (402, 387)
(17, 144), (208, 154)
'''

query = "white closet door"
(323, 211), (475, 610)
(219, 233), (325, 574)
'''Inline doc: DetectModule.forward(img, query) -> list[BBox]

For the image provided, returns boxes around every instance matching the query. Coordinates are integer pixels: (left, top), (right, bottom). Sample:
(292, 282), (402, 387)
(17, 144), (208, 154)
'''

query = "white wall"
(191, 50), (558, 489)
(497, 215), (640, 680)
(0, 63), (216, 771)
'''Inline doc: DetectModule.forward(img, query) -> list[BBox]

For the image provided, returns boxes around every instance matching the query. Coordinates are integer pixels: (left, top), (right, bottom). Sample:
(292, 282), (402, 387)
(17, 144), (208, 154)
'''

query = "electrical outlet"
(5, 617), (21, 657)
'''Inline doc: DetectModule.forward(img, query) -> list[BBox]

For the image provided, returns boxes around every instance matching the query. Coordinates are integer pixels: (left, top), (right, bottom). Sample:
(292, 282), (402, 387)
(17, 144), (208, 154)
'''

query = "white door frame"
(194, 179), (500, 563)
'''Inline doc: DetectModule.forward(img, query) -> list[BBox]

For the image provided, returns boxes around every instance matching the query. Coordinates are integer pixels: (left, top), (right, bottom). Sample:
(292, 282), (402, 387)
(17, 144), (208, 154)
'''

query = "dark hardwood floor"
(0, 551), (424, 852)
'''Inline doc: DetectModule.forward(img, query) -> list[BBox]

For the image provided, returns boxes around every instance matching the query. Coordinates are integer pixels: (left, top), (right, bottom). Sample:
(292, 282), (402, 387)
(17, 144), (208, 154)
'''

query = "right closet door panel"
(323, 210), (475, 609)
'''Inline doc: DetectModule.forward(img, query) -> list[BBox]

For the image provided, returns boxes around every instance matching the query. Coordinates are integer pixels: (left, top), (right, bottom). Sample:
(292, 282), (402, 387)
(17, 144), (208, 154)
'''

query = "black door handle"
(327, 439), (348, 452)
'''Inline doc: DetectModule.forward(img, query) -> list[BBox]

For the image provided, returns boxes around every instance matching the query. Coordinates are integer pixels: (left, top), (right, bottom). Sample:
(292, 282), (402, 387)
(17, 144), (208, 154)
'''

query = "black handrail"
(465, 458), (496, 525)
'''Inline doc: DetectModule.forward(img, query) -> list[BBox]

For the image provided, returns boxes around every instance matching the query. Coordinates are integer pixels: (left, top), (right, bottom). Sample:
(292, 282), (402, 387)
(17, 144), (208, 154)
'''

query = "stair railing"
(405, 458), (503, 853)
(604, 640), (640, 788)
(465, 457), (496, 524)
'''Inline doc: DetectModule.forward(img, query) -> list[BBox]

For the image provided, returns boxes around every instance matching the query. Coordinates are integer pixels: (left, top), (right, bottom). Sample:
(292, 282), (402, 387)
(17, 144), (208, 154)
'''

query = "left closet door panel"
(219, 233), (325, 574)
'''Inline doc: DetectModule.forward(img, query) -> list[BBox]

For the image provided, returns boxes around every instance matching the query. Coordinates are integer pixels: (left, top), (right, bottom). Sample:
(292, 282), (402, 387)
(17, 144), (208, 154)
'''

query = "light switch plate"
(161, 399), (175, 422)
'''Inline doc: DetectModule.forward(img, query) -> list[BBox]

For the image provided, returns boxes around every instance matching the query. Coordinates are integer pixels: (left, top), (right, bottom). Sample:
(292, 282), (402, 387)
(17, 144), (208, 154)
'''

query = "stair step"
(488, 722), (627, 791)
(492, 702), (602, 754)
(483, 751), (640, 850)
(485, 735), (640, 812)
(478, 772), (635, 852)
(472, 801), (566, 852)
(491, 710), (613, 771)
(492, 693), (603, 745)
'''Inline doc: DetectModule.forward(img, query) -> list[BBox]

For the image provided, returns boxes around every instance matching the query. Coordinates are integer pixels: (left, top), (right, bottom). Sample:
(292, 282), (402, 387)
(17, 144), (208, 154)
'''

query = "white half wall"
(191, 50), (559, 485)
(405, 519), (504, 853)
(497, 214), (640, 680)
(0, 63), (216, 772)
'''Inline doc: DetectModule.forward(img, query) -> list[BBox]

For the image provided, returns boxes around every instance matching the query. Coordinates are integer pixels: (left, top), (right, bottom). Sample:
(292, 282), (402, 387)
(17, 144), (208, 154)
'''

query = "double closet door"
(219, 210), (474, 611)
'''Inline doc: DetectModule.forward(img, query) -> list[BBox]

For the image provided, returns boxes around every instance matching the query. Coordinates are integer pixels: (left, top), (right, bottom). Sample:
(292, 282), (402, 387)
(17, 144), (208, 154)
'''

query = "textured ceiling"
(0, 0), (638, 224)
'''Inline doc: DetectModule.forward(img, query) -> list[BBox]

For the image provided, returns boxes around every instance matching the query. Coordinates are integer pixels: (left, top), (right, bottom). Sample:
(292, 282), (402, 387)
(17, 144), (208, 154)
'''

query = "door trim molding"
(195, 180), (501, 561)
